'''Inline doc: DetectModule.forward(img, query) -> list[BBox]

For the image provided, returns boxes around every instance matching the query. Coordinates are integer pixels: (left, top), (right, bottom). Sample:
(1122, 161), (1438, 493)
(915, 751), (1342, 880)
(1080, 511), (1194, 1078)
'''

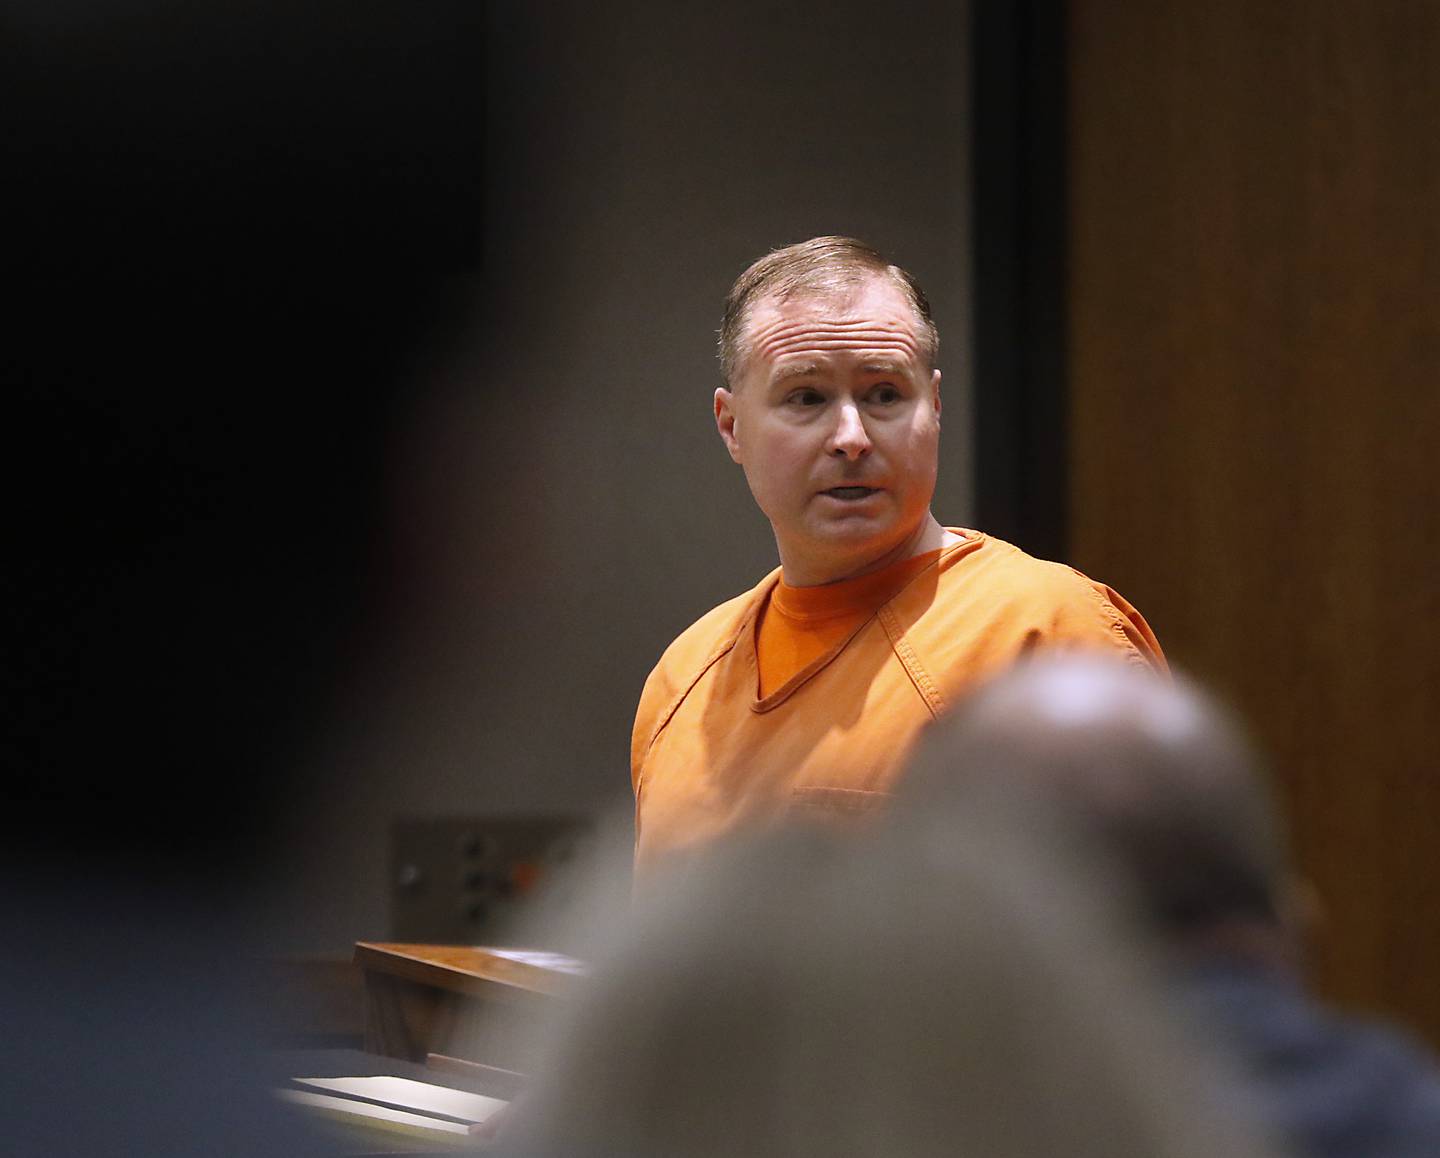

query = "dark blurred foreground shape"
(901, 656), (1440, 1158)
(494, 814), (1281, 1158)
(3, 2), (487, 1153)
(5, 0), (489, 868)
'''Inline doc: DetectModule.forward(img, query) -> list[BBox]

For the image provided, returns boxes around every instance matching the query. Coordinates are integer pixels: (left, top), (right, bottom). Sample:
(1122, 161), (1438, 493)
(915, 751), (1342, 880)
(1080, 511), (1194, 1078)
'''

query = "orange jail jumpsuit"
(630, 530), (1165, 873)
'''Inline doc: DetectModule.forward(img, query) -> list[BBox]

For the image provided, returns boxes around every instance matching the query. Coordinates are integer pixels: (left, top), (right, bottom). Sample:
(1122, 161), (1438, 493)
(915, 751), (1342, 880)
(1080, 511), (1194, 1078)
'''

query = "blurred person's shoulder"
(1178, 959), (1440, 1158)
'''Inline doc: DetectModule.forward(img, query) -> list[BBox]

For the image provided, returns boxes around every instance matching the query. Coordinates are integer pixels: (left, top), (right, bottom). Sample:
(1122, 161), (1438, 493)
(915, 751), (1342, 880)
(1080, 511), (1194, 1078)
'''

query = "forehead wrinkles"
(748, 314), (923, 370)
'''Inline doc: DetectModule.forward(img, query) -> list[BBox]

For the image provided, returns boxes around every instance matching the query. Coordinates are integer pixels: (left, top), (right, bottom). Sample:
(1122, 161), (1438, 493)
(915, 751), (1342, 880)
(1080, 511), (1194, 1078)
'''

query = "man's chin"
(811, 507), (938, 555)
(800, 519), (910, 561)
(808, 515), (893, 543)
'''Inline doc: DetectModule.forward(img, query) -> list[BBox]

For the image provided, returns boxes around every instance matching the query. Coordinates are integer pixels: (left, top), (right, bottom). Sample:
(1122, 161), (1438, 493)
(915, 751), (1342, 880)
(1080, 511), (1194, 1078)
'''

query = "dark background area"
(3, 1), (973, 947)
(6, 1), (491, 882)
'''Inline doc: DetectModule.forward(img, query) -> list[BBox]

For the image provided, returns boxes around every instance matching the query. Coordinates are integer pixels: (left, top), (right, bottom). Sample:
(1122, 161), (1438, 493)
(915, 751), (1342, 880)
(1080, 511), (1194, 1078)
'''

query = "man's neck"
(778, 514), (955, 587)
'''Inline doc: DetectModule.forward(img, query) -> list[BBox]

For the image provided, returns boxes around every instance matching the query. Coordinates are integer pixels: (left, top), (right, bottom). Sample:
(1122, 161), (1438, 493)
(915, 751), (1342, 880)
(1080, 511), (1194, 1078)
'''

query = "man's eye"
(869, 384), (901, 404)
(788, 390), (825, 406)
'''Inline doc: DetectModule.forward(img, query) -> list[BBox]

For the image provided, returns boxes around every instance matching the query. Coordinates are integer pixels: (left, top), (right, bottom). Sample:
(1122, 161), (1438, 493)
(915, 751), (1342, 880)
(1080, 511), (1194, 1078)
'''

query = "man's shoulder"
(899, 529), (1166, 677)
(641, 568), (777, 696)
(668, 571), (774, 657)
(630, 570), (777, 781)
(926, 530), (1117, 609)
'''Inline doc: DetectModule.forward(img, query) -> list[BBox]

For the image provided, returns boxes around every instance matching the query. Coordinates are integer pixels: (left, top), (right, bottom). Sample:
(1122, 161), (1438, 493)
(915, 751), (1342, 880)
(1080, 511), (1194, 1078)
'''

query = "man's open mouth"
(824, 486), (880, 500)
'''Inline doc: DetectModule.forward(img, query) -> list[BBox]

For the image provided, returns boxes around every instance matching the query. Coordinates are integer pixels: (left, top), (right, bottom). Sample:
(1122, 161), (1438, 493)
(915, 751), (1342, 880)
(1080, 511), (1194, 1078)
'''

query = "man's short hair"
(718, 236), (939, 388)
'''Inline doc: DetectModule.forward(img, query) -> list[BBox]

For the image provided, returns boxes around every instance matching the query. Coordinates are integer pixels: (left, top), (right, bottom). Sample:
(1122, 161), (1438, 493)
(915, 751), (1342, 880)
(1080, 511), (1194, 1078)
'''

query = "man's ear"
(715, 387), (743, 463)
(930, 369), (942, 423)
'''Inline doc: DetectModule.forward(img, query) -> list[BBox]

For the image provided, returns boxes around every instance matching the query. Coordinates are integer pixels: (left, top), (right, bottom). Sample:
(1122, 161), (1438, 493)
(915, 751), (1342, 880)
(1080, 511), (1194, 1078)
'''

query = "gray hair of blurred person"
(901, 656), (1290, 938)
(718, 236), (940, 388)
(500, 801), (1279, 1158)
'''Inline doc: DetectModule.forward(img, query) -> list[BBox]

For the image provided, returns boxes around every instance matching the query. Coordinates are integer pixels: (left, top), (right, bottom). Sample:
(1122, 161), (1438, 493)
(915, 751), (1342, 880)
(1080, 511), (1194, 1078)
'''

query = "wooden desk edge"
(353, 942), (570, 998)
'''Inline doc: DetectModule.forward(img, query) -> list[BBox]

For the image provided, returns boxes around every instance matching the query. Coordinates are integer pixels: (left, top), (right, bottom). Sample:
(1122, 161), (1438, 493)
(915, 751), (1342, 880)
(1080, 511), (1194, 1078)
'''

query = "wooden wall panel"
(1068, 2), (1440, 1038)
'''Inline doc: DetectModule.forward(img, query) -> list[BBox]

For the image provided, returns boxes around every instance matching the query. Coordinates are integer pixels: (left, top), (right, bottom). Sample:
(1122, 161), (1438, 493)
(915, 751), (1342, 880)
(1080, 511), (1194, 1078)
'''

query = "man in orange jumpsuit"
(631, 237), (1165, 872)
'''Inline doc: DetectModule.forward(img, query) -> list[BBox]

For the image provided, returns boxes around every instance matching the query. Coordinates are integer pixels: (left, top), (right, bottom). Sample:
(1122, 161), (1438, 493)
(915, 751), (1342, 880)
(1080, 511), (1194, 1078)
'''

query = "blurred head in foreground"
(898, 657), (1440, 1158)
(502, 800), (1276, 1158)
(901, 656), (1301, 966)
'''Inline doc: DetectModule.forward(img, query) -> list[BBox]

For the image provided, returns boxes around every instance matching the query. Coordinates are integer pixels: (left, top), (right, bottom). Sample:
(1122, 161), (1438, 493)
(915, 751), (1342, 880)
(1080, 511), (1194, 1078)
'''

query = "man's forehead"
(744, 279), (925, 379)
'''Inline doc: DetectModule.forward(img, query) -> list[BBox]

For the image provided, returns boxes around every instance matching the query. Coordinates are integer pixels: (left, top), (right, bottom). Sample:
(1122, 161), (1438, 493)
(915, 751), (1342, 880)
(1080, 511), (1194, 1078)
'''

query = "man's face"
(714, 276), (942, 582)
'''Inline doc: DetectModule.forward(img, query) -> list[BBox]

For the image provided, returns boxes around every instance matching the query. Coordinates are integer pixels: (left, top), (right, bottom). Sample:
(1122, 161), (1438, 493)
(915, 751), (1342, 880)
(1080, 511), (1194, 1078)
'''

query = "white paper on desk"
(279, 1090), (472, 1136)
(294, 1076), (507, 1123)
(482, 947), (589, 975)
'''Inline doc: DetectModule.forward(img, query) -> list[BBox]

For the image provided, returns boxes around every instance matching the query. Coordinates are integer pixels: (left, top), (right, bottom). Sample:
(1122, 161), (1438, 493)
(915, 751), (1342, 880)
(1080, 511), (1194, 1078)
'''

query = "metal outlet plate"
(390, 815), (591, 943)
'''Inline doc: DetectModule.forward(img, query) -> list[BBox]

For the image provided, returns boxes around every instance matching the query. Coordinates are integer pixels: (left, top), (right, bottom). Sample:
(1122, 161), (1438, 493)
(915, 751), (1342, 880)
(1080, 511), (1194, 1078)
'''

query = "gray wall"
(274, 1), (972, 952)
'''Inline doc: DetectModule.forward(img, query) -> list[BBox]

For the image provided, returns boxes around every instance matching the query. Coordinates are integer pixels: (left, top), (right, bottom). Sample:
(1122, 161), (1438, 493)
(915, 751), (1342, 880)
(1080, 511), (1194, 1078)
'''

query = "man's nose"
(827, 402), (872, 459)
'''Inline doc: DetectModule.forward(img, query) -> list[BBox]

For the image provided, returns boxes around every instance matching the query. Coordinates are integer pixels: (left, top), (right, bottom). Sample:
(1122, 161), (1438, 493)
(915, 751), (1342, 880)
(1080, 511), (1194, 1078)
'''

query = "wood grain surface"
(354, 943), (576, 999)
(1067, 1), (1440, 1039)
